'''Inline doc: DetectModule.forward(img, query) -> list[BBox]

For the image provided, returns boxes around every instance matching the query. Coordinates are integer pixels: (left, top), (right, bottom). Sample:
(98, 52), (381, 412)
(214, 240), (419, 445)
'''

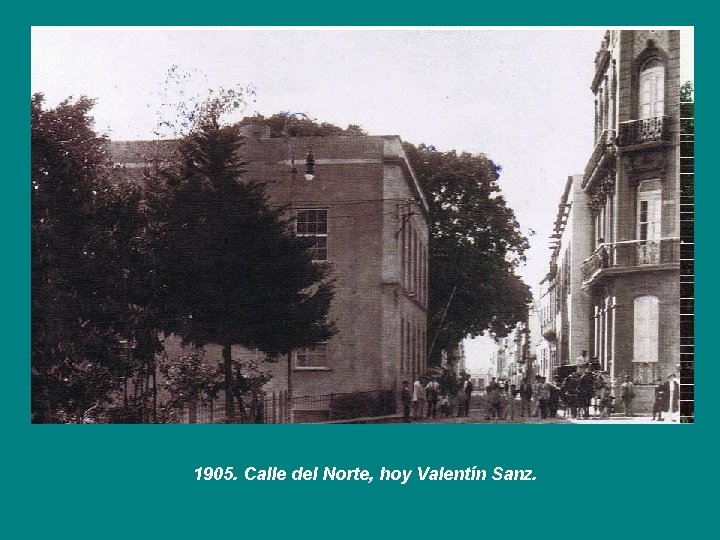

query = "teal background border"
(6, 3), (713, 538)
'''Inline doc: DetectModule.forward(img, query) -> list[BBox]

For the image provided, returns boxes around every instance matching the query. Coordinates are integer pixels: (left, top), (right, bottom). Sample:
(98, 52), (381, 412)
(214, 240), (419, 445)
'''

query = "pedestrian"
(538, 376), (551, 419)
(412, 378), (426, 420)
(401, 381), (411, 423)
(659, 373), (680, 422)
(593, 371), (608, 418)
(485, 377), (500, 419)
(561, 371), (580, 418)
(498, 387), (509, 420)
(439, 394), (451, 418)
(620, 375), (635, 417)
(458, 374), (474, 417)
(577, 364), (596, 419)
(548, 377), (561, 419)
(651, 377), (665, 421)
(486, 381), (501, 420)
(425, 378), (440, 419)
(519, 378), (532, 418)
(599, 386), (614, 419)
(531, 375), (543, 417)
(464, 375), (474, 417)
(508, 384), (519, 421)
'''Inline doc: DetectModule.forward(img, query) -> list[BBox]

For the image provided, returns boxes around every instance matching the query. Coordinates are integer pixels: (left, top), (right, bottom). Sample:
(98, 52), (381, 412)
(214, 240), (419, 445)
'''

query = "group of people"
(607, 372), (681, 420)
(490, 375), (566, 421)
(483, 365), (611, 422)
(483, 378), (521, 420)
(400, 374), (474, 422)
(559, 365), (613, 419)
(400, 367), (681, 423)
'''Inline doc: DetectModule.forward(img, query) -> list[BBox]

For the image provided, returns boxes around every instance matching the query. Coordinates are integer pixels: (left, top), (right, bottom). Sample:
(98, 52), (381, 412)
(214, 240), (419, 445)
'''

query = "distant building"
(539, 175), (592, 377)
(110, 130), (429, 421)
(491, 322), (529, 384)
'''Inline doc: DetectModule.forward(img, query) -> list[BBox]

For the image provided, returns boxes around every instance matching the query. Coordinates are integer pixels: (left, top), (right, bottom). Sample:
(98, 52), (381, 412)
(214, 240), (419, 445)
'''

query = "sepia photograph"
(30, 26), (694, 424)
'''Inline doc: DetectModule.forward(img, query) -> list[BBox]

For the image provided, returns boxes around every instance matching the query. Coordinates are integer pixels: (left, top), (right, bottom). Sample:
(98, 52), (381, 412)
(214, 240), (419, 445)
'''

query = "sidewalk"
(342, 404), (676, 424)
(567, 415), (676, 424)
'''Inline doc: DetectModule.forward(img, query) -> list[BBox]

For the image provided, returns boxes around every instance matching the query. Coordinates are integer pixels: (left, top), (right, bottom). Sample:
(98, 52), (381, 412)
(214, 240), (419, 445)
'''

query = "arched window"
(639, 57), (664, 119)
(633, 295), (659, 362)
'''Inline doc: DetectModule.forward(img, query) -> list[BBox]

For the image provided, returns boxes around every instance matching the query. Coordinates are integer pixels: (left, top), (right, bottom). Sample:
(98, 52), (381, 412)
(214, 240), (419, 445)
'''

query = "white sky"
(31, 27), (693, 370)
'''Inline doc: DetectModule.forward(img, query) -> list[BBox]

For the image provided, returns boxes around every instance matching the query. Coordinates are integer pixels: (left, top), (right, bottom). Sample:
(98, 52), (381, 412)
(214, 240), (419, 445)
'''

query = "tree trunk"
(151, 362), (157, 423)
(223, 343), (234, 423)
(188, 398), (197, 424)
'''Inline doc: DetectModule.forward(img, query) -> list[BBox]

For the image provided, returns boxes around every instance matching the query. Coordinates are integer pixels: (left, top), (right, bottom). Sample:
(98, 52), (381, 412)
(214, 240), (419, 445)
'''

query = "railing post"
(272, 391), (277, 424)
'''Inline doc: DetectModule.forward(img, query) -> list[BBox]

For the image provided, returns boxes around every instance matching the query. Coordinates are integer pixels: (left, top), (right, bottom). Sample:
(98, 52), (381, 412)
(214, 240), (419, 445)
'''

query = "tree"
(32, 94), (110, 421)
(31, 94), (120, 420)
(32, 94), (165, 422)
(83, 178), (166, 422)
(155, 102), (335, 422)
(403, 143), (531, 365)
(242, 112), (367, 138)
(680, 81), (694, 158)
(158, 348), (220, 421)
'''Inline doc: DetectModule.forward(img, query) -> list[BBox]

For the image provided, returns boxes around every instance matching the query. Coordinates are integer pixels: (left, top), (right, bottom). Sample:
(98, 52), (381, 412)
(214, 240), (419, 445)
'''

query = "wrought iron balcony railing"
(617, 116), (671, 148)
(581, 237), (680, 285)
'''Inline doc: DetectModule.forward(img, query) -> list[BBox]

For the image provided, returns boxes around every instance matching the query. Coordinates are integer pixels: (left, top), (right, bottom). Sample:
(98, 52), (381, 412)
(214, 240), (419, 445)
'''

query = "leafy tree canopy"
(403, 143), (531, 363)
(242, 112), (367, 138)
(32, 94), (165, 422)
(680, 80), (694, 102)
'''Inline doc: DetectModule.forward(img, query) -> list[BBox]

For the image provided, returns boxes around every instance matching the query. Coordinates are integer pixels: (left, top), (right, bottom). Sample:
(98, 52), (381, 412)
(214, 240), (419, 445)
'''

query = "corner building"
(240, 133), (429, 403)
(580, 30), (681, 409)
(111, 132), (429, 420)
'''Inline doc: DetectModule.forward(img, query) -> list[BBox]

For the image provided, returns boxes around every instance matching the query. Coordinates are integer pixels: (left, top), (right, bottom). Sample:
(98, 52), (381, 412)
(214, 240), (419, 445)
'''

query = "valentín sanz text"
(196, 466), (537, 483)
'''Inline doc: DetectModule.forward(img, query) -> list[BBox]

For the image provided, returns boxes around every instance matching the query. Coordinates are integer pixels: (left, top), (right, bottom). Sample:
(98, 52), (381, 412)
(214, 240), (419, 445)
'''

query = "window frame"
(639, 57), (665, 120)
(295, 208), (329, 262)
(636, 179), (662, 241)
(293, 342), (331, 371)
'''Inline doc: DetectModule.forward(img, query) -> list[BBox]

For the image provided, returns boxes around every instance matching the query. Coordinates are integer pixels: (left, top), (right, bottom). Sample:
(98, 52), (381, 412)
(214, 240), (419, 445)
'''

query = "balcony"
(617, 116), (671, 148)
(584, 129), (616, 180)
(581, 238), (680, 286)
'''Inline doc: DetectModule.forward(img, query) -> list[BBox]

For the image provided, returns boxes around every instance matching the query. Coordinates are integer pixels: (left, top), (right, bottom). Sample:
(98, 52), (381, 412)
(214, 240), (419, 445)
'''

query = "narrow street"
(352, 397), (662, 424)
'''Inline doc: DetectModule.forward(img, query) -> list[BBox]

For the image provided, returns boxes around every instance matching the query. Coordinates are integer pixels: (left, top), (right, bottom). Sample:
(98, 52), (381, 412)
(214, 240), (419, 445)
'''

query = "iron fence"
(180, 388), (396, 424)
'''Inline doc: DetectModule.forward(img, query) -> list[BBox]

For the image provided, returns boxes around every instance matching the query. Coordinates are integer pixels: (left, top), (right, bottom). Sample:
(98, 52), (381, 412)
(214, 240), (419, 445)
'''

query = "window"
(633, 296), (659, 362)
(637, 185), (660, 242)
(639, 58), (664, 119)
(400, 316), (405, 371)
(637, 180), (661, 263)
(406, 320), (411, 373)
(296, 209), (328, 261)
(295, 343), (328, 369)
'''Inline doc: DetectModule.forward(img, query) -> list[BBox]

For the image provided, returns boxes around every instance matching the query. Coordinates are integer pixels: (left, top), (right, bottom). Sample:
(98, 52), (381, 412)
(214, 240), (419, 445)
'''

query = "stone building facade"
(580, 30), (681, 409)
(240, 133), (429, 401)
